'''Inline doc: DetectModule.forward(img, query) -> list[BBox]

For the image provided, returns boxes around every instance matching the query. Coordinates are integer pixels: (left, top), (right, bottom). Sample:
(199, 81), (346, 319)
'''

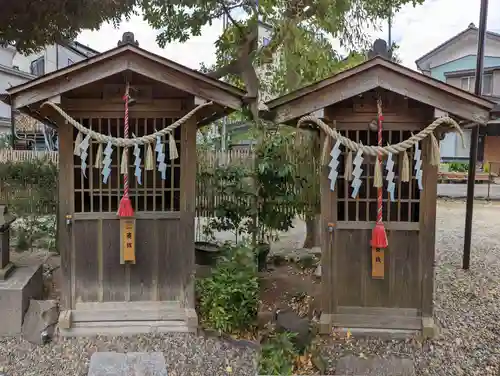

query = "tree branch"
(218, 0), (245, 37)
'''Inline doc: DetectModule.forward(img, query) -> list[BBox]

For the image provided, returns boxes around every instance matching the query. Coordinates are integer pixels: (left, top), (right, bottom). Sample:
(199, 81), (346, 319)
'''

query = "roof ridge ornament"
(118, 32), (139, 47)
(368, 39), (390, 60)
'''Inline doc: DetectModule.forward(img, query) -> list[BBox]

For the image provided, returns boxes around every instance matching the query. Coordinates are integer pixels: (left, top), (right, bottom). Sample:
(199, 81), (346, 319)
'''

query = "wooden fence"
(0, 144), (317, 217)
(0, 149), (59, 163)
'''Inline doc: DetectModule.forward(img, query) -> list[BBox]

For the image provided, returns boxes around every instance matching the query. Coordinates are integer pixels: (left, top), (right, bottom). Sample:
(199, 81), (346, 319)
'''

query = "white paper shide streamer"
(155, 135), (167, 180)
(328, 140), (341, 191)
(133, 140), (142, 185)
(414, 141), (423, 191)
(79, 134), (91, 178)
(102, 141), (113, 184)
(386, 152), (396, 201)
(351, 148), (364, 198)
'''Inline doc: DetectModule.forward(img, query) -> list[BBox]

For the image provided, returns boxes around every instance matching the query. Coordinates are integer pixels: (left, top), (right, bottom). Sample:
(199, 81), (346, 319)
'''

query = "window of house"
(482, 73), (493, 95)
(460, 77), (471, 91)
(30, 57), (45, 76)
(459, 74), (492, 95)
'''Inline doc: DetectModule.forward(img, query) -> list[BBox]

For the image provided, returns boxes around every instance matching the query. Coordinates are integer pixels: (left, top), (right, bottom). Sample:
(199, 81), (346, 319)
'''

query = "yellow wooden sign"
(371, 247), (384, 279)
(120, 218), (136, 264)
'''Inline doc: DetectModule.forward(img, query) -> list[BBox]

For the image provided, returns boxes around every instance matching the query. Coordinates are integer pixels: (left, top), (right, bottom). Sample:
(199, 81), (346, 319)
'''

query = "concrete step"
(59, 301), (197, 337)
(88, 352), (167, 376)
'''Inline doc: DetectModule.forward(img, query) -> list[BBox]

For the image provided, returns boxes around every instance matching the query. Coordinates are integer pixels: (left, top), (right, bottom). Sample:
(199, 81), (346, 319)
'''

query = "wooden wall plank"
(129, 219), (157, 301)
(73, 220), (99, 303)
(363, 231), (390, 308)
(101, 219), (126, 302)
(389, 231), (420, 308)
(158, 219), (183, 301)
(335, 229), (367, 307)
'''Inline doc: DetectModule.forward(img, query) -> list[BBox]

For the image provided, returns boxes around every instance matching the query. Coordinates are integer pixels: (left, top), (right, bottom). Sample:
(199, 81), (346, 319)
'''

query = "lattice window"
(73, 117), (181, 213)
(336, 129), (420, 222)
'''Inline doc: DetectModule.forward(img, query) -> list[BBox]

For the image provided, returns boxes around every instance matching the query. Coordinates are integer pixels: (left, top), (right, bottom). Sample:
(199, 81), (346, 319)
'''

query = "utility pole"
(388, 9), (392, 48)
(463, 0), (489, 270)
(221, 13), (229, 152)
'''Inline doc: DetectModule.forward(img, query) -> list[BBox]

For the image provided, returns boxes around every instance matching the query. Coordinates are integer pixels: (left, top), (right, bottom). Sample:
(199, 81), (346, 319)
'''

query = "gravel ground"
(3, 199), (500, 375)
(0, 333), (257, 376)
(322, 199), (500, 376)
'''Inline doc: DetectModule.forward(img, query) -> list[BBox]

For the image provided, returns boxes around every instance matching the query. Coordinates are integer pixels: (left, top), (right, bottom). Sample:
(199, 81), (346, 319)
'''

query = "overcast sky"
(78, 0), (500, 71)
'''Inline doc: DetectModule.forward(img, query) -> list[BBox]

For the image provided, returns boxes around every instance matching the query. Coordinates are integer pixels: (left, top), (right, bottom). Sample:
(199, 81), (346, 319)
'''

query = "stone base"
(319, 312), (437, 340)
(59, 301), (198, 337)
(422, 316), (439, 339)
(0, 262), (43, 336)
(0, 262), (15, 280)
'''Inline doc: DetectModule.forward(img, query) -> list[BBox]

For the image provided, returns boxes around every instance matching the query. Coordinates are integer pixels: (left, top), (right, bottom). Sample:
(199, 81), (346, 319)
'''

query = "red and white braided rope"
(376, 98), (383, 225)
(123, 87), (130, 198)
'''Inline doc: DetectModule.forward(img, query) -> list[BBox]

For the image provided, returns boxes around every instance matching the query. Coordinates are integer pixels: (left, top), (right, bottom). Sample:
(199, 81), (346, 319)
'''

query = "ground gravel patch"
(321, 200), (500, 375)
(0, 333), (257, 376)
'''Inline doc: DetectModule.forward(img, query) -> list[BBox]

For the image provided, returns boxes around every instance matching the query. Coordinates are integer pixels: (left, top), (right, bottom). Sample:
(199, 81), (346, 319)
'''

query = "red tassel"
(371, 222), (388, 248)
(117, 196), (134, 217)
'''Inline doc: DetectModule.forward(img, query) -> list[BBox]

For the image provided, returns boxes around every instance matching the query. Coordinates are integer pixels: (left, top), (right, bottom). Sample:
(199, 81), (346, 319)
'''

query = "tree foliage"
(1, 0), (136, 53)
(3, 0), (419, 94)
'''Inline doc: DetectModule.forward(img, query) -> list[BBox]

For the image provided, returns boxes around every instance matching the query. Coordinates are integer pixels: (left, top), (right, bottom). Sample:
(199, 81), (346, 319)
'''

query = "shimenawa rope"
(297, 115), (465, 159)
(41, 100), (213, 147)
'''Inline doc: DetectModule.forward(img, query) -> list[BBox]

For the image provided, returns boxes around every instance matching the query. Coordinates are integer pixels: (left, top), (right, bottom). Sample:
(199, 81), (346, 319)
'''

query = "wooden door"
(321, 128), (431, 330)
(65, 115), (185, 308)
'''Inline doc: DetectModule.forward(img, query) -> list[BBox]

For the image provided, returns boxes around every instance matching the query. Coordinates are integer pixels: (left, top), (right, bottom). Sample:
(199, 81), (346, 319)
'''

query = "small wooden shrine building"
(266, 52), (494, 336)
(3, 33), (246, 336)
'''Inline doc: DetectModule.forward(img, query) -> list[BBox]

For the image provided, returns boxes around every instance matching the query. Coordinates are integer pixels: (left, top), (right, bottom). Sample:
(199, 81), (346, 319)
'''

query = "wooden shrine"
(266, 51), (494, 336)
(3, 33), (246, 336)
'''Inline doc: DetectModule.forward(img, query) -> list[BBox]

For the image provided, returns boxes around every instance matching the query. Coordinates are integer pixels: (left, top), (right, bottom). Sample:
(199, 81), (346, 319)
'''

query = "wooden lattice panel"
(73, 117), (181, 213)
(14, 113), (45, 133)
(336, 129), (420, 222)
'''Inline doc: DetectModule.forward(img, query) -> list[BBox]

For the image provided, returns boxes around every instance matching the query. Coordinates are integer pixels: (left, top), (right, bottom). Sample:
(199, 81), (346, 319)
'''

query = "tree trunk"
(303, 214), (321, 249)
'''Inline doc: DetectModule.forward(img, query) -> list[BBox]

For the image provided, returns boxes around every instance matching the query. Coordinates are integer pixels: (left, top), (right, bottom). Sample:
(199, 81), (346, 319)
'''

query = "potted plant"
(197, 164), (254, 266)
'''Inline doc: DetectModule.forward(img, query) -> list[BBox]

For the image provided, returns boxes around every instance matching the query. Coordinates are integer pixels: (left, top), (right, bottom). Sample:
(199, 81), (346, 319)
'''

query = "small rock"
(257, 310), (275, 329)
(22, 300), (59, 345)
(314, 264), (321, 279)
(275, 309), (311, 352)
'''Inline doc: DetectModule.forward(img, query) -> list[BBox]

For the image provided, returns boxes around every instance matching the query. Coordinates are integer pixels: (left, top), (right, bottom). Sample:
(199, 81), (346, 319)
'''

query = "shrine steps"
(58, 301), (197, 337)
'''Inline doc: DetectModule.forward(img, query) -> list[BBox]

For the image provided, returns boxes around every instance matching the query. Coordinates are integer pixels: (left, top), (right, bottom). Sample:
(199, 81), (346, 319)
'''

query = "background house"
(0, 41), (99, 150)
(415, 23), (500, 165)
(0, 45), (36, 135)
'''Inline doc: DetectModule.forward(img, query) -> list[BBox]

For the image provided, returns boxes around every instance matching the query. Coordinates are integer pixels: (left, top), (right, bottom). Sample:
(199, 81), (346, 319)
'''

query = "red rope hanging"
(371, 97), (388, 249)
(117, 82), (134, 218)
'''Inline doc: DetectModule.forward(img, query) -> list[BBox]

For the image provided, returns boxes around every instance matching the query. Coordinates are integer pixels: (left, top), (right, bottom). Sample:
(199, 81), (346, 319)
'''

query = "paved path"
(88, 352), (168, 376)
(335, 355), (415, 376)
(437, 183), (500, 200)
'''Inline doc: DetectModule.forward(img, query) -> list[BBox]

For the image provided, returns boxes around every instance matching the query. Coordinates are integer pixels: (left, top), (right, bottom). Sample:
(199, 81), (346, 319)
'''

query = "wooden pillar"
(0, 205), (16, 280)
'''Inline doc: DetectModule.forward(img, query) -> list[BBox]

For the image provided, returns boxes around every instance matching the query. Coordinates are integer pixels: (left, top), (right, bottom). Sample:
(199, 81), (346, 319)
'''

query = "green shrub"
(259, 332), (298, 375)
(196, 244), (259, 333)
(449, 162), (469, 173)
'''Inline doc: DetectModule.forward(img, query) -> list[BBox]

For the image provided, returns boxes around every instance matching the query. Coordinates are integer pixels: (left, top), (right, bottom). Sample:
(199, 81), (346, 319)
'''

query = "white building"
(0, 41), (99, 146)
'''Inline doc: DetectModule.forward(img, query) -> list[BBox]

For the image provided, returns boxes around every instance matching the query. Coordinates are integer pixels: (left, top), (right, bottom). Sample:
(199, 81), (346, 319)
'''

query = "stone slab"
(334, 355), (415, 376)
(0, 262), (43, 336)
(22, 300), (59, 344)
(88, 352), (168, 376)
